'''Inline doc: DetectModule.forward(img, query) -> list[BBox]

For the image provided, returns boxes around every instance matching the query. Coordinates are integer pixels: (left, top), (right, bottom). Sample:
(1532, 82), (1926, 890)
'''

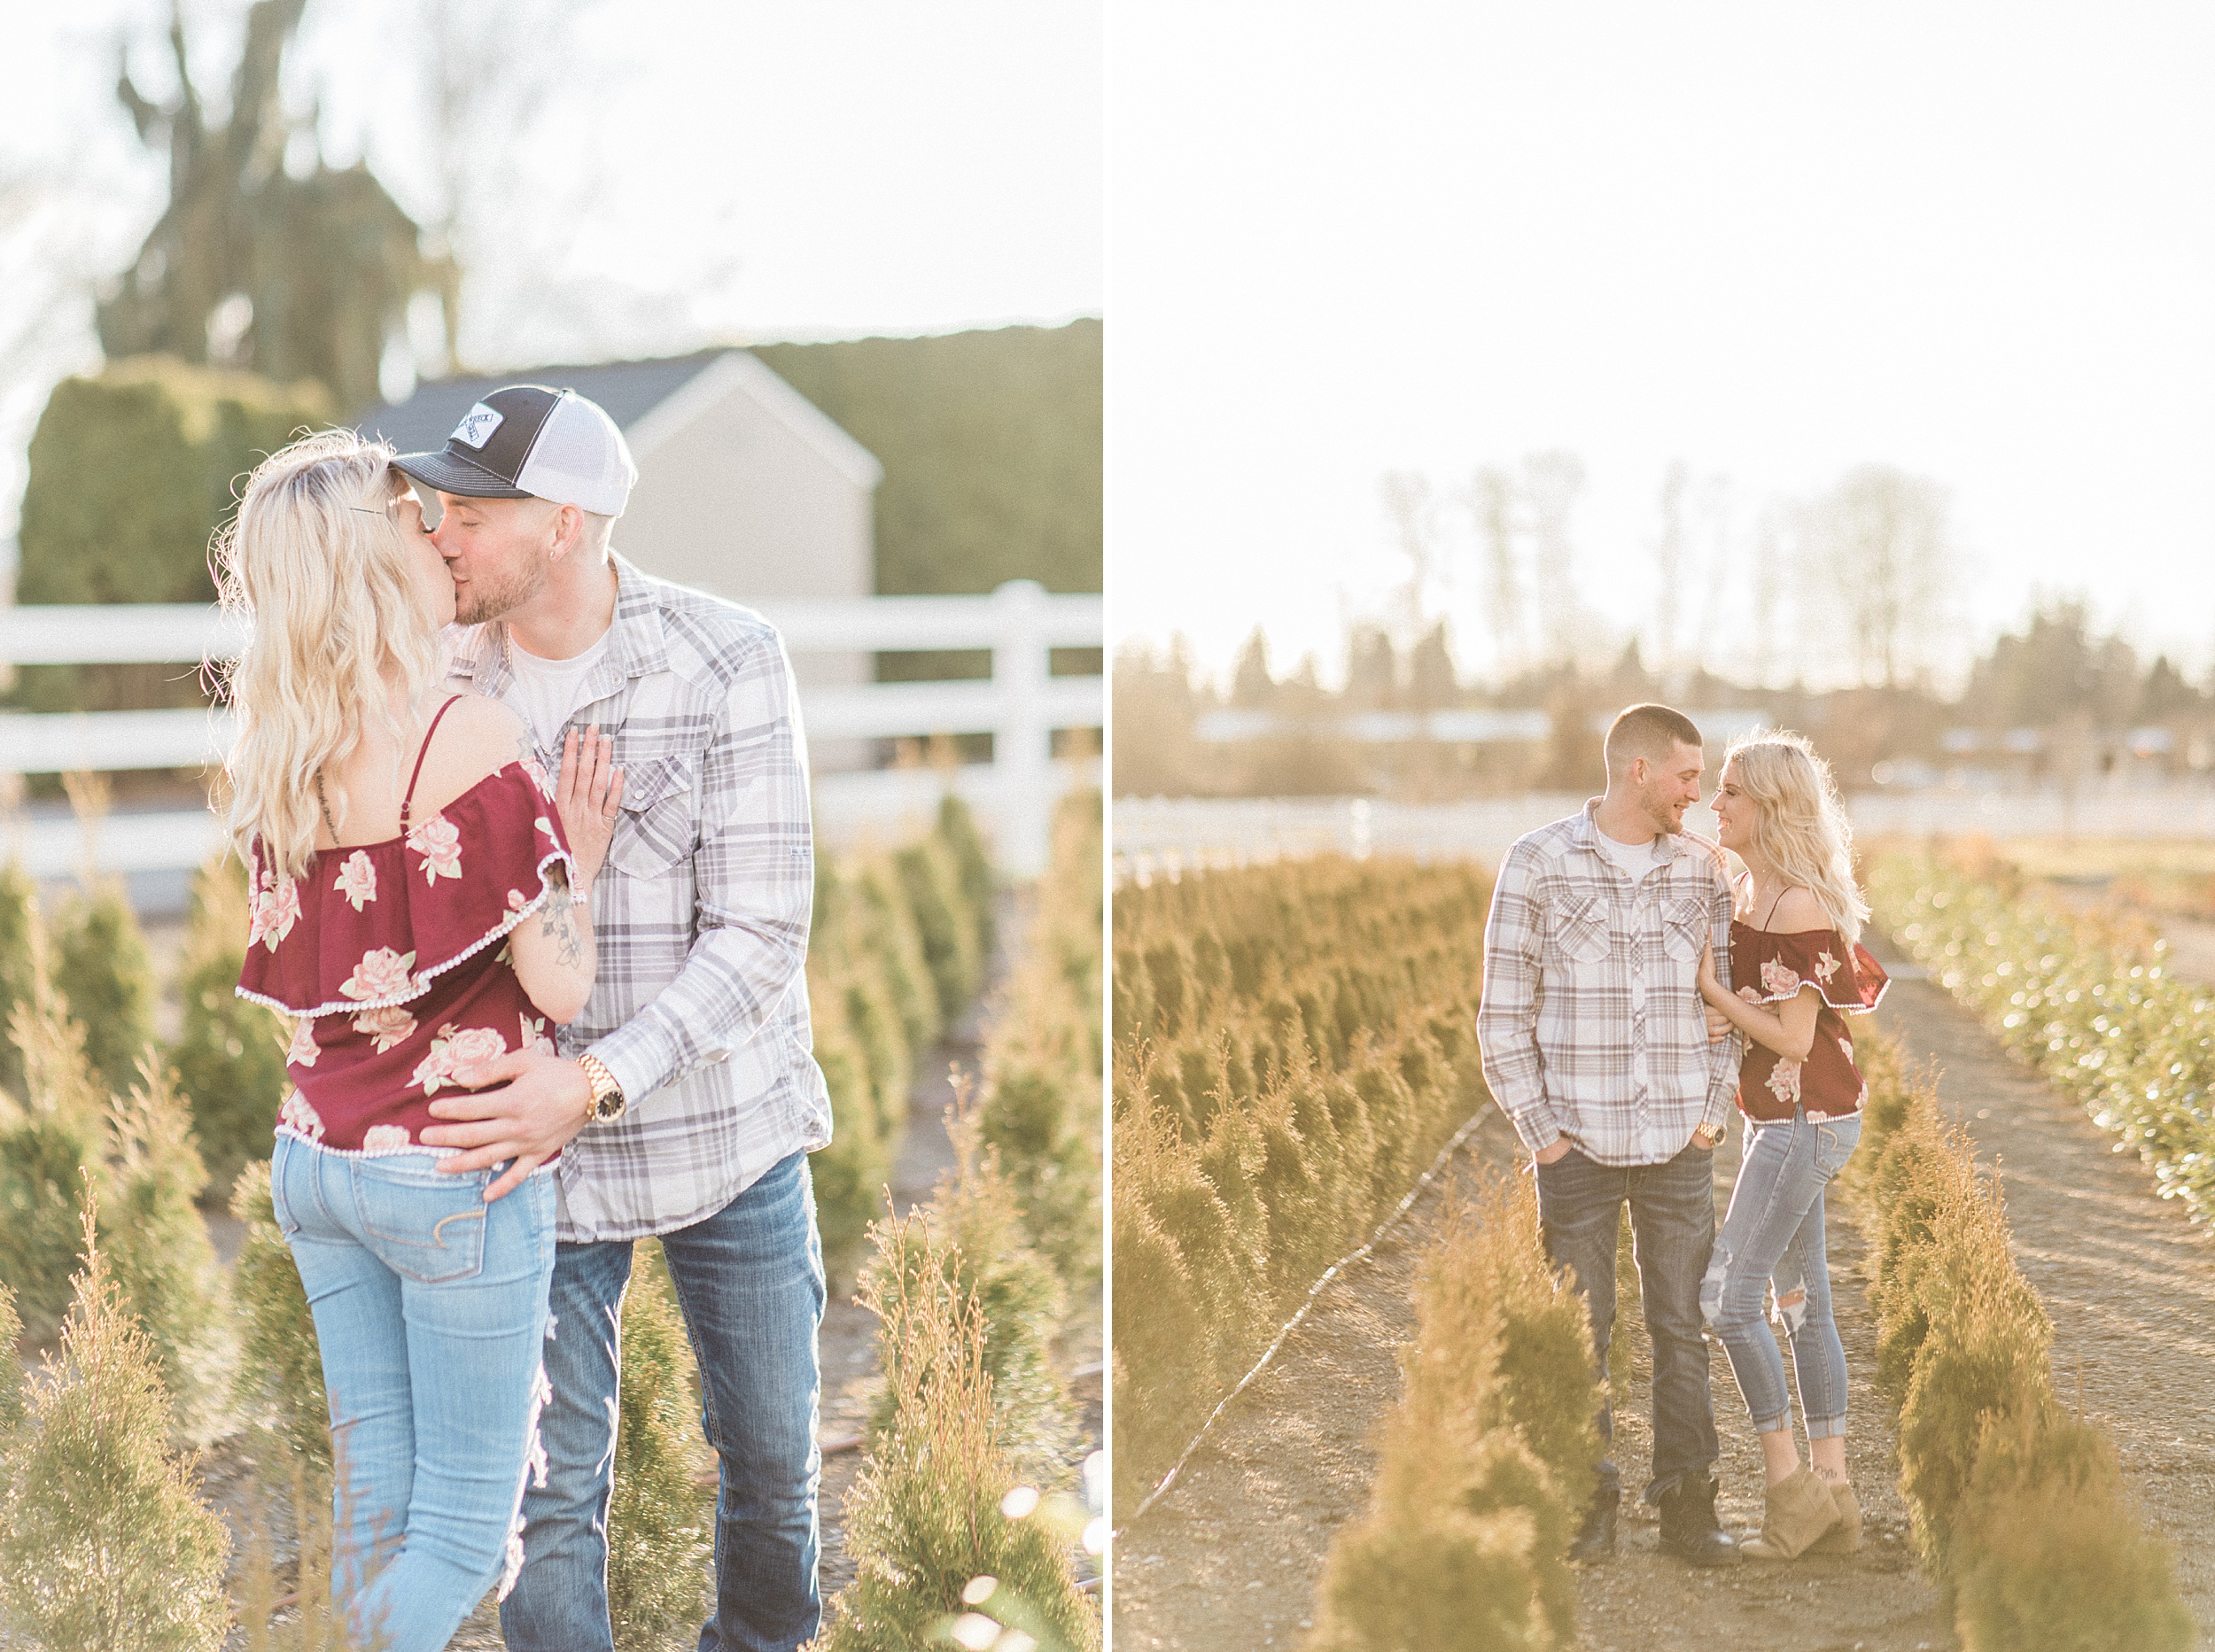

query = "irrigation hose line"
(1123, 1105), (1495, 1530)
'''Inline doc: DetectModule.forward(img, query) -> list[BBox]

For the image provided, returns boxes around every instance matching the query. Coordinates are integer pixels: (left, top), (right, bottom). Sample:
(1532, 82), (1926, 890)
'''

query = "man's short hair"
(1605, 702), (1704, 778)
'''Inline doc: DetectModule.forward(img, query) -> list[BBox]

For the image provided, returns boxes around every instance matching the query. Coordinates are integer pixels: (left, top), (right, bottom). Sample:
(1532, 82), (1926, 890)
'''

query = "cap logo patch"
(451, 403), (505, 448)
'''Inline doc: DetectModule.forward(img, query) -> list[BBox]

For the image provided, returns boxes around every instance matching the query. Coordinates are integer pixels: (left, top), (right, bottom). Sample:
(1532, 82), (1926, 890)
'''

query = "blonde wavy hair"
(1724, 731), (1869, 943)
(212, 430), (442, 879)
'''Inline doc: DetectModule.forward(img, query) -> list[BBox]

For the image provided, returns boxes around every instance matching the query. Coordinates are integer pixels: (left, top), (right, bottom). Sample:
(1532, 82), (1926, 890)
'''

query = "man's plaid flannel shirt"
(448, 555), (831, 1242)
(1477, 802), (1741, 1166)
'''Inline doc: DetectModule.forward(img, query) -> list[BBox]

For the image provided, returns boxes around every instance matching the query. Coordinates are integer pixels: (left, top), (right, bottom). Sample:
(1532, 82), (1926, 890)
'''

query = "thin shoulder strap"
(1760, 883), (1795, 930)
(400, 696), (465, 834)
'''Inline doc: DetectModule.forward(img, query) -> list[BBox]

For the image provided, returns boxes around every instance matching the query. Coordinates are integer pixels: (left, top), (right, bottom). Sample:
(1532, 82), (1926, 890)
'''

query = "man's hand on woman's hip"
(420, 1050), (596, 1201)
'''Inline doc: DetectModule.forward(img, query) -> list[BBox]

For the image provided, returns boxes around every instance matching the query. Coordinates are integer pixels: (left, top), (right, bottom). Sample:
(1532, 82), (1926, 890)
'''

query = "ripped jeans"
(1702, 1109), (1861, 1439)
(272, 1134), (556, 1652)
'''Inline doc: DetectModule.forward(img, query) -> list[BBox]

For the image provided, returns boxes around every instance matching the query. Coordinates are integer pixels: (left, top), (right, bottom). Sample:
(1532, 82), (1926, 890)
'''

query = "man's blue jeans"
(1535, 1137), (1721, 1504)
(499, 1149), (827, 1652)
(272, 1136), (556, 1652)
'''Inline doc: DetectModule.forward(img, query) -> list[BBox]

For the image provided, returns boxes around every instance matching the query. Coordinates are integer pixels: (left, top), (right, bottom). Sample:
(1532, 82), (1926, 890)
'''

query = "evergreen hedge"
(808, 801), (998, 1276)
(1869, 847), (2215, 1225)
(753, 322), (1100, 601)
(1845, 1035), (2189, 1647)
(1307, 1175), (1597, 1652)
(1111, 856), (1492, 1511)
(12, 356), (329, 712)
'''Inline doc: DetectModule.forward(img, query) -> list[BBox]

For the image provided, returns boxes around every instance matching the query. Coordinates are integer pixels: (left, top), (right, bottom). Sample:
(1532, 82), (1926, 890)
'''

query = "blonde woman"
(1694, 732), (1888, 1561)
(221, 430), (614, 1650)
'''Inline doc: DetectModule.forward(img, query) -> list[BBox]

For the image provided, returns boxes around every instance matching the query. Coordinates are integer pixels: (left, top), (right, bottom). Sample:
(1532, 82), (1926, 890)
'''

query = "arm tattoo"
(541, 880), (586, 968)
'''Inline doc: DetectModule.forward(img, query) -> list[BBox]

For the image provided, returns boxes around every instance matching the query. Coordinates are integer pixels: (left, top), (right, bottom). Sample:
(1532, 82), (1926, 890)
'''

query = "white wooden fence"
(0, 579), (1100, 879)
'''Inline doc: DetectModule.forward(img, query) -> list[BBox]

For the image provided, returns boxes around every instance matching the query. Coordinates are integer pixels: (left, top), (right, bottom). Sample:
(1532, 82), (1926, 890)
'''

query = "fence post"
(991, 578), (1052, 877)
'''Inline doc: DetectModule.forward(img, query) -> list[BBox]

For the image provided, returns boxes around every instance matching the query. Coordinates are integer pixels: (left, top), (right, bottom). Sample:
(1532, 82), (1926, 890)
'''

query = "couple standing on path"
(223, 387), (828, 1652)
(1477, 703), (1891, 1569)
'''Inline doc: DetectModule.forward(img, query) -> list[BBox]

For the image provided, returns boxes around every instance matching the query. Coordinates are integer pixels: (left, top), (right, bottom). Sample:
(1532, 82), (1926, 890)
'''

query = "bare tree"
(1461, 464), (1524, 681)
(1378, 469), (1437, 660)
(1521, 449), (1584, 667)
(409, 0), (609, 369)
(1798, 462), (1953, 689)
(1652, 460), (1688, 679)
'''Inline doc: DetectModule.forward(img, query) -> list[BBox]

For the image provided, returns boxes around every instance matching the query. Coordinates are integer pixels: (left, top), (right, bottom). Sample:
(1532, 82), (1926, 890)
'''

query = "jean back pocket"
(350, 1156), (491, 1284)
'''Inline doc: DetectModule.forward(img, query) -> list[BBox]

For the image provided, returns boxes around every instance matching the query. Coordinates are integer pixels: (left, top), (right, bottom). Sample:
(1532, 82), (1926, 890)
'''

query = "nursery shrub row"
(1305, 1173), (1597, 1652)
(1868, 848), (2215, 1226)
(974, 788), (1104, 1290)
(806, 794), (997, 1273)
(821, 794), (1105, 1652)
(1111, 856), (1492, 1514)
(1844, 1034), (2190, 1652)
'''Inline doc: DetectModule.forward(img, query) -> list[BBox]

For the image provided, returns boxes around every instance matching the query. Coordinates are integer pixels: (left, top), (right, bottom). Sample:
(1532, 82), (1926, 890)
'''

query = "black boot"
(1657, 1473), (1740, 1566)
(1568, 1486), (1619, 1563)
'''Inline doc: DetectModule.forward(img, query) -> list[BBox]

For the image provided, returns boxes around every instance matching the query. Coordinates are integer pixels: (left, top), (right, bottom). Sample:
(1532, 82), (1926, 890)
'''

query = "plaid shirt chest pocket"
(1550, 893), (1613, 969)
(609, 753), (699, 877)
(1660, 891), (1710, 961)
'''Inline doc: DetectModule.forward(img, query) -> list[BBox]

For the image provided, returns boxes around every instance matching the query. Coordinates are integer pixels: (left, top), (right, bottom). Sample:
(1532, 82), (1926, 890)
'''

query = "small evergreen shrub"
(854, 854), (941, 1053)
(608, 1239), (711, 1650)
(0, 1198), (231, 1651)
(100, 1063), (226, 1439)
(820, 1213), (1098, 1652)
(1951, 1389), (2192, 1652)
(862, 1113), (1072, 1482)
(229, 1159), (330, 1476)
(0, 859), (37, 1100)
(806, 982), (894, 1272)
(895, 833), (983, 1029)
(52, 875), (159, 1100)
(0, 919), (107, 1341)
(937, 791), (998, 963)
(975, 788), (1101, 1289)
(167, 851), (290, 1203)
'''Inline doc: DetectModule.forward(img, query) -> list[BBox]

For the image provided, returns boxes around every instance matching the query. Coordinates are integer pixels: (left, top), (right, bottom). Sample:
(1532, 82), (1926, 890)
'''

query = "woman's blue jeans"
(271, 1134), (556, 1652)
(1702, 1110), (1861, 1439)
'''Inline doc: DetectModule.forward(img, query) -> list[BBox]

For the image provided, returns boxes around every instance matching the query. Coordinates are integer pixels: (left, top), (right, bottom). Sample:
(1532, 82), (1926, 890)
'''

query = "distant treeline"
(1115, 596), (2215, 801)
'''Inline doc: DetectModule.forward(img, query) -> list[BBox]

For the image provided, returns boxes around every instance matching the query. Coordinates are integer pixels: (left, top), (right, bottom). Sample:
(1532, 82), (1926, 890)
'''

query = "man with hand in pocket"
(396, 384), (831, 1652)
(1476, 702), (1743, 1569)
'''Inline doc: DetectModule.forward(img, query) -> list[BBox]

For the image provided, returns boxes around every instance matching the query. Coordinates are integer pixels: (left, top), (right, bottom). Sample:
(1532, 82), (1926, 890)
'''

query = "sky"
(0, 0), (1103, 534)
(1108, 4), (2215, 693)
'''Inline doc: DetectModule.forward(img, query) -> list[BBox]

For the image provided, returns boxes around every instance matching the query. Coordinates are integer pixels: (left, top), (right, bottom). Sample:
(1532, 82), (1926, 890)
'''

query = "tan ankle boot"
(1740, 1467), (1841, 1559)
(1805, 1481), (1861, 1555)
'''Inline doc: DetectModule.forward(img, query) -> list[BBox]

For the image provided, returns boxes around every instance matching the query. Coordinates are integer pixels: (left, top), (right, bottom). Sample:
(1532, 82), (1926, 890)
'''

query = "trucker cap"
(392, 384), (638, 518)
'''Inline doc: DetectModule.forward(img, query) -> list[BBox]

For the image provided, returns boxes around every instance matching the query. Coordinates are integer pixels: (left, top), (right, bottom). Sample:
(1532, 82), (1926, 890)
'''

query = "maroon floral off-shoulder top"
(1728, 924), (1890, 1122)
(237, 725), (578, 1157)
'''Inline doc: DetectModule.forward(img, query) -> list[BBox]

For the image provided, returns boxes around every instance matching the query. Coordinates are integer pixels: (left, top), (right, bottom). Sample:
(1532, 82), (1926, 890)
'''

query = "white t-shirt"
(1594, 826), (1661, 882)
(504, 626), (611, 753)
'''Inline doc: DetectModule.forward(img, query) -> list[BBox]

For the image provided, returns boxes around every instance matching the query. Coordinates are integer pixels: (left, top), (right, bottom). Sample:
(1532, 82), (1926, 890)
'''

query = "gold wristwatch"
(577, 1052), (626, 1124)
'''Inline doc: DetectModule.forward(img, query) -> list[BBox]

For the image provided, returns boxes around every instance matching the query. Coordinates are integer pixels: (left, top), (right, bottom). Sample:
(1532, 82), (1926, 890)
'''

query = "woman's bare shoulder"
(1773, 886), (1831, 932)
(416, 694), (532, 812)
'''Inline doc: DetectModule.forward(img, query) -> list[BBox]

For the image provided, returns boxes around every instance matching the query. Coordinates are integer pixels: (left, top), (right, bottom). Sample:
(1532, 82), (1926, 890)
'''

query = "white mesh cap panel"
(515, 392), (640, 516)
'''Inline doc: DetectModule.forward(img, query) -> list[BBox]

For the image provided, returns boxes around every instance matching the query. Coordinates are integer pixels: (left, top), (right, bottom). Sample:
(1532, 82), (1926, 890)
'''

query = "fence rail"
(0, 580), (1100, 877)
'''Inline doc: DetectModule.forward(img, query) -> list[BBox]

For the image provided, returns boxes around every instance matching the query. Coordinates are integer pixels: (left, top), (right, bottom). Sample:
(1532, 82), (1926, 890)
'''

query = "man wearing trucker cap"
(397, 384), (829, 1652)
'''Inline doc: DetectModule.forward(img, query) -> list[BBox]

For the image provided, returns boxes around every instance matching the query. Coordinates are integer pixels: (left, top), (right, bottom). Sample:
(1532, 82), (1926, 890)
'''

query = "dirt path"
(1866, 940), (2215, 1640)
(1113, 1113), (1949, 1652)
